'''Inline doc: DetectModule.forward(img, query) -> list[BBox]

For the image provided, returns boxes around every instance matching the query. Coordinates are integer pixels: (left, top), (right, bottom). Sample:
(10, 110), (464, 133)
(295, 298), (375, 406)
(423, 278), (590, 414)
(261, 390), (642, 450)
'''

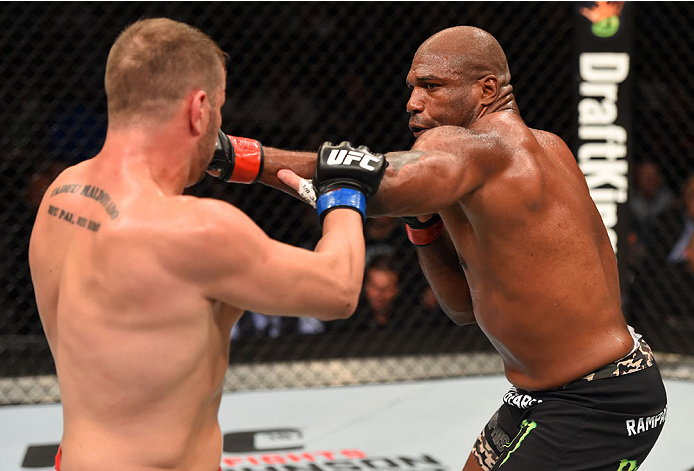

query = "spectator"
(360, 254), (401, 328)
(332, 254), (402, 332)
(630, 172), (694, 268)
(231, 311), (326, 339)
(628, 222), (694, 354)
(629, 161), (675, 260)
(630, 160), (675, 227)
(364, 216), (400, 265)
(667, 173), (694, 264)
(660, 233), (694, 342)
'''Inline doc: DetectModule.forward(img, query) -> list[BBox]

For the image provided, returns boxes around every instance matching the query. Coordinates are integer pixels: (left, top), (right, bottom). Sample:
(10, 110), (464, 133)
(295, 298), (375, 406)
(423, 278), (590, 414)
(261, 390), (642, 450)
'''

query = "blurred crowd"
(230, 216), (455, 341)
(625, 161), (694, 349)
(1, 3), (693, 369)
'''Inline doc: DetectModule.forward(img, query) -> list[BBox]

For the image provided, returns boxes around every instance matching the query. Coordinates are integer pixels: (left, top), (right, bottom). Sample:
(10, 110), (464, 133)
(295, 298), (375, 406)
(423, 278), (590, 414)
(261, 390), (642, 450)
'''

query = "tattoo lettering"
(385, 151), (425, 172)
(51, 183), (119, 219)
(48, 204), (101, 232)
(50, 183), (82, 196)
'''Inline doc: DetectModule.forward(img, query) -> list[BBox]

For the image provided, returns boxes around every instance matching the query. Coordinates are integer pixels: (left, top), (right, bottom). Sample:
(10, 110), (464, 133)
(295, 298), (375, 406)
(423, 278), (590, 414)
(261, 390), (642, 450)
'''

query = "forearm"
(316, 210), (365, 288)
(291, 207), (364, 321)
(258, 147), (424, 217)
(255, 146), (441, 218)
(259, 147), (316, 192)
(416, 230), (475, 325)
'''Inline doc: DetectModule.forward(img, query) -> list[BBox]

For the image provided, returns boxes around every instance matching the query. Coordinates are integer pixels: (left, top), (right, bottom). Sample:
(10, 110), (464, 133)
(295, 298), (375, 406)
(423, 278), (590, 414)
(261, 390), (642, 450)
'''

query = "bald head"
(416, 26), (510, 85)
(406, 26), (515, 129)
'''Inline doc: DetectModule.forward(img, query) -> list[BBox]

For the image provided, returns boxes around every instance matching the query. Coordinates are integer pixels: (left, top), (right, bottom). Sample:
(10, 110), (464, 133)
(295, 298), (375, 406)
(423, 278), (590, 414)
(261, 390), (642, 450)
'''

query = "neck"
(480, 85), (520, 119)
(98, 122), (193, 196)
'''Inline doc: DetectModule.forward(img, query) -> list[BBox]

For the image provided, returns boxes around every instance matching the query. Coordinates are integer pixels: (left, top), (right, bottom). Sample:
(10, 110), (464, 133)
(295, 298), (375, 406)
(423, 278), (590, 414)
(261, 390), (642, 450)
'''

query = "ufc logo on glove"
(297, 141), (386, 222)
(326, 149), (381, 171)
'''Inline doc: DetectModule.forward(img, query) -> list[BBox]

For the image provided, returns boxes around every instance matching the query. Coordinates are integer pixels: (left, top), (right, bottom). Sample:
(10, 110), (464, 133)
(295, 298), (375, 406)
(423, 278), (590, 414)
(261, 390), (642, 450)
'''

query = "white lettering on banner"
(221, 452), (448, 471)
(579, 53), (630, 82)
(577, 52), (630, 253)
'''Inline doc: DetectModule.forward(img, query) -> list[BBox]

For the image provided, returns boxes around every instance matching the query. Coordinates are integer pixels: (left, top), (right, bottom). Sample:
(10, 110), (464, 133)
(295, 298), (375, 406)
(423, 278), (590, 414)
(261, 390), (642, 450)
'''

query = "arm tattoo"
(385, 150), (426, 173)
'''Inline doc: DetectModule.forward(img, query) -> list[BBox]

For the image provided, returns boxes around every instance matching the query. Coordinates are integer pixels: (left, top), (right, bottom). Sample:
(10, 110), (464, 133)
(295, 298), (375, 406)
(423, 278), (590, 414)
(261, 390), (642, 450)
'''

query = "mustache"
(408, 115), (431, 129)
(409, 122), (430, 133)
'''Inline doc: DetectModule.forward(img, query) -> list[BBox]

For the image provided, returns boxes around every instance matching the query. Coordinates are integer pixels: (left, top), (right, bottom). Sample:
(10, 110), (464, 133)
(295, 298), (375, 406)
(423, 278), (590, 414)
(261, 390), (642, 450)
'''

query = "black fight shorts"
(472, 337), (667, 471)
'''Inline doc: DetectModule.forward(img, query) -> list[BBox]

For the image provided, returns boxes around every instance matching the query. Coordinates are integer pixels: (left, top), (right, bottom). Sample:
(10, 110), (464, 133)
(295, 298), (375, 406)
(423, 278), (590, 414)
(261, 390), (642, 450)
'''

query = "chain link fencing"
(1, 2), (693, 405)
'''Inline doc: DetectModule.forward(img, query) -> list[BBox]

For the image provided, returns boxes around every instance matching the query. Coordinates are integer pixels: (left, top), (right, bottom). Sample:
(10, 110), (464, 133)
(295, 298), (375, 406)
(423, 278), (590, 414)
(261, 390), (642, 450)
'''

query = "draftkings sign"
(575, 1), (632, 287)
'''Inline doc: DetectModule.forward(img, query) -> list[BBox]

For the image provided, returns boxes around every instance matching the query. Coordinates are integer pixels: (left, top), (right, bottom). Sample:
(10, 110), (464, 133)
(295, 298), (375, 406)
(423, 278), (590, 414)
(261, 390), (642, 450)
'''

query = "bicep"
(207, 234), (334, 317)
(367, 128), (496, 217)
(177, 202), (361, 319)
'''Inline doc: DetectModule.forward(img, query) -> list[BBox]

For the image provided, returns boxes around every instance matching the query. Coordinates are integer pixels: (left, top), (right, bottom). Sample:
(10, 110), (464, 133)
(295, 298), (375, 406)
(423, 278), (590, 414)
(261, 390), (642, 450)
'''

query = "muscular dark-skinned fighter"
(211, 26), (667, 471)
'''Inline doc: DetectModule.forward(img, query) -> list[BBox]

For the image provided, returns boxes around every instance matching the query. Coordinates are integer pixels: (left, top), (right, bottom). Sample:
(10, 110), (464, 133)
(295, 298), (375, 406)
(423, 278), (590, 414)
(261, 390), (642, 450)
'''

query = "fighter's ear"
(188, 89), (208, 136)
(479, 75), (498, 105)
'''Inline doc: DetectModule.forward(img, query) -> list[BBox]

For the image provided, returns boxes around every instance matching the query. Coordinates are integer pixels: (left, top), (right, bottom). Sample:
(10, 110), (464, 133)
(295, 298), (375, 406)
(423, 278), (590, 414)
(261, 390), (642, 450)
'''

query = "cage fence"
(1, 2), (693, 405)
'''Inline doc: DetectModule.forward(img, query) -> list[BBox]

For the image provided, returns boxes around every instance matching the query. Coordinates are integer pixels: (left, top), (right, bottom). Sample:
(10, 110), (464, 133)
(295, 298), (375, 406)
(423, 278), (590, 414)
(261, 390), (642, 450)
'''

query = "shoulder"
(474, 112), (575, 163)
(155, 196), (260, 250)
(414, 113), (525, 156)
(116, 195), (246, 237)
(413, 124), (501, 152)
(530, 128), (571, 151)
(411, 119), (516, 176)
(110, 195), (263, 276)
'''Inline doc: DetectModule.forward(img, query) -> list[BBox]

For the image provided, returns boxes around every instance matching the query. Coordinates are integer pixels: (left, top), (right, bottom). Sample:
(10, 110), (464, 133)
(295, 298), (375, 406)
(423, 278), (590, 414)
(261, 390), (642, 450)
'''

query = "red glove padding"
(207, 130), (264, 184)
(403, 214), (444, 246)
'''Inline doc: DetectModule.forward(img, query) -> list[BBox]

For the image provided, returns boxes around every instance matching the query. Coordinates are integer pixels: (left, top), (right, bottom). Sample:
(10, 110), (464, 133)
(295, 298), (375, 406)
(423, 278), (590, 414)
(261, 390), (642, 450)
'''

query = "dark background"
(1, 2), (693, 385)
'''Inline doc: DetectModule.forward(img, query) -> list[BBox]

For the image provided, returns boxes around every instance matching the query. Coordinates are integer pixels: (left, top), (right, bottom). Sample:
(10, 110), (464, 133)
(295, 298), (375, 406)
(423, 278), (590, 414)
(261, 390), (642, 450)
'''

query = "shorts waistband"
(571, 335), (655, 386)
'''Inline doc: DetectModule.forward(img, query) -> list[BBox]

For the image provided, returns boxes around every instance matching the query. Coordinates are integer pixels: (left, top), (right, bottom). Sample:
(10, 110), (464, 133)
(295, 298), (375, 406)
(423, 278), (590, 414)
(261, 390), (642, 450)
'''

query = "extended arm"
(259, 126), (498, 217)
(196, 141), (386, 319)
(210, 126), (502, 218)
(260, 147), (316, 191)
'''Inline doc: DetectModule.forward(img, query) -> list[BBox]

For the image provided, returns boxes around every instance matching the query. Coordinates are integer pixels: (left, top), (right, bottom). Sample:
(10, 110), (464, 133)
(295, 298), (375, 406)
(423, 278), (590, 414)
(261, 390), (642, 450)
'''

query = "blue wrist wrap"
(316, 188), (366, 222)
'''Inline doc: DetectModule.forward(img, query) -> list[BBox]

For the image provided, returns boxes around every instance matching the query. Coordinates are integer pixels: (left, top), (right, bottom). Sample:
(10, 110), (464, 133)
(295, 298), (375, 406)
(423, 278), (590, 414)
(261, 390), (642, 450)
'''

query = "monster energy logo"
(497, 420), (537, 467)
(616, 459), (639, 471)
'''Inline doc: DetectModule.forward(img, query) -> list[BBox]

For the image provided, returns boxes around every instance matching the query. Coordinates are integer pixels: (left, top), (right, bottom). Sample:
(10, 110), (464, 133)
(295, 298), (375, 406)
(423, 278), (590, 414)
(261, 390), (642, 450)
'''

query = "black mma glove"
(314, 141), (387, 222)
(207, 129), (264, 184)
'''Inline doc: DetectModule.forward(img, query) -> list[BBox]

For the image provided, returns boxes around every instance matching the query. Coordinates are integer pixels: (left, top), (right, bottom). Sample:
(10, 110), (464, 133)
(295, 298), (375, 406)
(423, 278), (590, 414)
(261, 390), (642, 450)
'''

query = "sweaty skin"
(29, 31), (366, 471)
(31, 118), (364, 471)
(264, 26), (633, 393)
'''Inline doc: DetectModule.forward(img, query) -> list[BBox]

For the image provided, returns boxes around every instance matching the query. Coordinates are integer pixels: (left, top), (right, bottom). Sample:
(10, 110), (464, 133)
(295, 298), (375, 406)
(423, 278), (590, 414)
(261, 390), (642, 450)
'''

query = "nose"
(407, 88), (424, 114)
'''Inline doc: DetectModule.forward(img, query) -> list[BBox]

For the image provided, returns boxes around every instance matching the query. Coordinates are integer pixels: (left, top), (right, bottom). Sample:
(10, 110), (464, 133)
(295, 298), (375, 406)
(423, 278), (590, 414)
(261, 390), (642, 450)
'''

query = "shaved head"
(405, 26), (516, 130)
(416, 26), (511, 85)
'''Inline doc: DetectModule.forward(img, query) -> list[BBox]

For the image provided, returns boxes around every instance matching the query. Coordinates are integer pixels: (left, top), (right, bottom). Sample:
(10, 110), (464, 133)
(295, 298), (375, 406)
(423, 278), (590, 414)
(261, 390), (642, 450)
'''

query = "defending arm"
(411, 223), (475, 325)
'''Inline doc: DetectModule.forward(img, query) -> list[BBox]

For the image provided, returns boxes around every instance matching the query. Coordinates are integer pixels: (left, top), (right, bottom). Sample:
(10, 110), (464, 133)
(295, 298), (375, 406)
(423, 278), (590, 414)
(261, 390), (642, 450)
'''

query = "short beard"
(189, 118), (218, 187)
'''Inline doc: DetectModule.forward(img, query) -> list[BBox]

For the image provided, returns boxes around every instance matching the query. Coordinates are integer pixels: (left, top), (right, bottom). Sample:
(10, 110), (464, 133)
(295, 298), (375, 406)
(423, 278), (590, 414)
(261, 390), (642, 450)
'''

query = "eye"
(423, 83), (440, 90)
